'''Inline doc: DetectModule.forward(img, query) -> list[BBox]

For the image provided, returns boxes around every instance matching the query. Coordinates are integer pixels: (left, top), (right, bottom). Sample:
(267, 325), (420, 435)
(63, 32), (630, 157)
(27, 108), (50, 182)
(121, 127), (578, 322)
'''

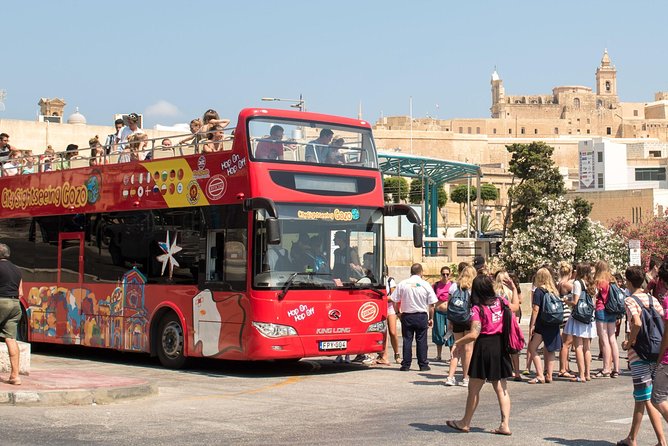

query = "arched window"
(573, 98), (581, 108)
(605, 81), (611, 92)
(597, 100), (603, 109)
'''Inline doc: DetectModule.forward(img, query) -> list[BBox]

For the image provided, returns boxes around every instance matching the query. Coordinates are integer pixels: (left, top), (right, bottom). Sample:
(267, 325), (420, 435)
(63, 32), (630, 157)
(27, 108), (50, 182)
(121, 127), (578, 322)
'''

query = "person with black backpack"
(527, 267), (563, 384)
(593, 260), (621, 379)
(615, 266), (666, 446)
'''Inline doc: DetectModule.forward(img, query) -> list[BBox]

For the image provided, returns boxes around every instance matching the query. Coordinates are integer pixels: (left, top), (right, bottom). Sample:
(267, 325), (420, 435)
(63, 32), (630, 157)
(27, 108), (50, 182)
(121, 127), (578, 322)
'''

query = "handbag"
(501, 299), (525, 354)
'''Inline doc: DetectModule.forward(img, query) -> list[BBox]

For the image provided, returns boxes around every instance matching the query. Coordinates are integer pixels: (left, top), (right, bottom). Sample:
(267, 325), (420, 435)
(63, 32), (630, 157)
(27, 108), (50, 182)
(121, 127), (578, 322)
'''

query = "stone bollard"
(0, 341), (31, 376)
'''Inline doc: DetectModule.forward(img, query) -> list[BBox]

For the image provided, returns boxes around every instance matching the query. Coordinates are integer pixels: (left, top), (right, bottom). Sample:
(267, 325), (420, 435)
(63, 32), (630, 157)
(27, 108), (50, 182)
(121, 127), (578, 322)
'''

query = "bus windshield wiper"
(354, 284), (384, 298)
(277, 272), (331, 300)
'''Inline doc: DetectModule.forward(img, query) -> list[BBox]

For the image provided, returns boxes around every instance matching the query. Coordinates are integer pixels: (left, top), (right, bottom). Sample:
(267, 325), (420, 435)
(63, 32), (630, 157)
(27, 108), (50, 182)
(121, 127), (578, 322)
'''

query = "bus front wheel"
(157, 313), (187, 369)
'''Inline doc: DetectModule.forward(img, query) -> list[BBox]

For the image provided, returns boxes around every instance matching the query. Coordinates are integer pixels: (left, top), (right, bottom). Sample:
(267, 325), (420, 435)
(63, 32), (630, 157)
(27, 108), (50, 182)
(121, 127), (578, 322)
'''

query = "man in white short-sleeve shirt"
(391, 263), (437, 371)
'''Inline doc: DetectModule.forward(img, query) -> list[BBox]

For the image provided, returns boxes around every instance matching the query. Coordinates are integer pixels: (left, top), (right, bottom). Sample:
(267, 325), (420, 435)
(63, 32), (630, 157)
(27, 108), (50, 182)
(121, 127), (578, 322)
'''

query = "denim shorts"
(595, 309), (617, 323)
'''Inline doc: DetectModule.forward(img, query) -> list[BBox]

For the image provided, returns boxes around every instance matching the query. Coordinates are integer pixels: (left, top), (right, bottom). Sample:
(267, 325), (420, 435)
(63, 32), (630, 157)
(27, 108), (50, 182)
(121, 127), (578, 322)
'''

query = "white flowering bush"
(501, 196), (577, 280)
(580, 219), (628, 273)
(500, 196), (629, 279)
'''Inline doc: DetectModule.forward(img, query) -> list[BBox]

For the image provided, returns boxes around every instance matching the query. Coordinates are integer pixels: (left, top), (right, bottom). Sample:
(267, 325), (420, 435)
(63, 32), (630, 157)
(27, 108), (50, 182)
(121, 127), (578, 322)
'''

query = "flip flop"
(446, 420), (470, 433)
(7, 378), (21, 386)
(373, 360), (391, 366)
(558, 371), (576, 378)
(593, 371), (611, 379)
(527, 378), (545, 384)
(491, 428), (512, 436)
(570, 377), (585, 383)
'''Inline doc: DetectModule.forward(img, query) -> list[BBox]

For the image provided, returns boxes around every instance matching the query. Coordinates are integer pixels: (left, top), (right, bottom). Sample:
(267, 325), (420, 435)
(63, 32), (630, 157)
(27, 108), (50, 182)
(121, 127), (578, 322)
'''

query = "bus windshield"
(253, 205), (383, 290)
(248, 118), (377, 168)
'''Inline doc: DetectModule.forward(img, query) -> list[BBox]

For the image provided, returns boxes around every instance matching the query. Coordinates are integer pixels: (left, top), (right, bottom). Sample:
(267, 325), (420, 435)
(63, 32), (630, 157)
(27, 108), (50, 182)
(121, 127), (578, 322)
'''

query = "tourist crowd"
(0, 109), (231, 176)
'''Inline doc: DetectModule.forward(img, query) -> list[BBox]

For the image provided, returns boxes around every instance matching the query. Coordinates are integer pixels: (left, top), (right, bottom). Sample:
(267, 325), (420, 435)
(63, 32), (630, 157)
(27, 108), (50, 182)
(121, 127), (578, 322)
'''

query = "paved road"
(0, 342), (660, 446)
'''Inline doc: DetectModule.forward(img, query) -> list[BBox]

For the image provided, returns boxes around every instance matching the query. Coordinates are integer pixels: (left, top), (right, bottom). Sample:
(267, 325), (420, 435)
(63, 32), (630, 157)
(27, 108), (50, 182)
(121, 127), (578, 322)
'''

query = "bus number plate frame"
(319, 340), (347, 350)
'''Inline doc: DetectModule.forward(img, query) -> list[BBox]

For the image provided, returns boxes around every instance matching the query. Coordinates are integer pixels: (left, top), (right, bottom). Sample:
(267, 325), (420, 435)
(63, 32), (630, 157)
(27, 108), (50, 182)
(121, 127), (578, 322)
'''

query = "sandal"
(446, 420), (469, 433)
(593, 370), (611, 379)
(558, 371), (576, 379)
(527, 378), (545, 384)
(570, 377), (585, 383)
(394, 353), (401, 364)
(611, 371), (620, 378)
(7, 378), (21, 385)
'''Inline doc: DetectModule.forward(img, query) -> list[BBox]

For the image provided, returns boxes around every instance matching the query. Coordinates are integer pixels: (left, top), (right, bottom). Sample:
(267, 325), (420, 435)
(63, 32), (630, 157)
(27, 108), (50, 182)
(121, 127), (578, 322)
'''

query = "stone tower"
(490, 69), (505, 118)
(595, 49), (617, 96)
(38, 97), (66, 118)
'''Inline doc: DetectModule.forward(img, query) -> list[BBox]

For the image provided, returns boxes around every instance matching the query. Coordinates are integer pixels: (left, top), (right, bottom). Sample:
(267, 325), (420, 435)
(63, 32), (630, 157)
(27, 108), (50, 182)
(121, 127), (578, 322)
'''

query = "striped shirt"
(624, 292), (664, 363)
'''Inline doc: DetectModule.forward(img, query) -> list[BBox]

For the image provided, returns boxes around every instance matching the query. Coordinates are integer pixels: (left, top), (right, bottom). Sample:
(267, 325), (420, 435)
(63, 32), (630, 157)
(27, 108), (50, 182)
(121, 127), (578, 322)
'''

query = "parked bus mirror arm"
(243, 197), (278, 219)
(384, 204), (423, 248)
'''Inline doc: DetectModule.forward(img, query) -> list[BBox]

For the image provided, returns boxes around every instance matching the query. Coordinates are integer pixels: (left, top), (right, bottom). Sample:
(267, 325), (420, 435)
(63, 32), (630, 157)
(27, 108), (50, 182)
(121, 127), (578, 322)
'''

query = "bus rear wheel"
(157, 313), (187, 369)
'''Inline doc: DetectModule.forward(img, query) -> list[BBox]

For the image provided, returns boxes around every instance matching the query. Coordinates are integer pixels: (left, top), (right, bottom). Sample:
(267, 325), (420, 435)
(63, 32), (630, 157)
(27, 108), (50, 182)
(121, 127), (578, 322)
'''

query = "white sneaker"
(458, 378), (469, 387)
(444, 377), (456, 386)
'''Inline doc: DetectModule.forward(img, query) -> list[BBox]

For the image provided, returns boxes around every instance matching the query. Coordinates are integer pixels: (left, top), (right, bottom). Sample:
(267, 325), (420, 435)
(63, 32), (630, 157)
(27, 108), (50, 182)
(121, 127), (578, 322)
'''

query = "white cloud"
(144, 100), (182, 118)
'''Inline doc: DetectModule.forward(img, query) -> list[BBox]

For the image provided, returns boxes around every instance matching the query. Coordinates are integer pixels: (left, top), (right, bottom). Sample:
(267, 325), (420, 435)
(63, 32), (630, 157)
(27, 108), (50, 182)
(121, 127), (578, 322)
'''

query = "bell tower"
(490, 69), (505, 118)
(596, 49), (617, 97)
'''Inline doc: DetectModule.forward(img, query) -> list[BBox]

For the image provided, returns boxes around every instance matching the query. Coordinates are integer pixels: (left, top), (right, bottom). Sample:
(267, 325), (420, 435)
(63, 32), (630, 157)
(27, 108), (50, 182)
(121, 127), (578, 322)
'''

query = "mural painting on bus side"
(26, 267), (149, 351)
(192, 290), (246, 357)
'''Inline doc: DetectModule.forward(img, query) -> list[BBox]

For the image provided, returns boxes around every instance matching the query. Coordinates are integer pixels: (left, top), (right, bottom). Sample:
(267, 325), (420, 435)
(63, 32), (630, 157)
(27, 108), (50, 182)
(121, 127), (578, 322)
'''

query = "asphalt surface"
(0, 337), (660, 445)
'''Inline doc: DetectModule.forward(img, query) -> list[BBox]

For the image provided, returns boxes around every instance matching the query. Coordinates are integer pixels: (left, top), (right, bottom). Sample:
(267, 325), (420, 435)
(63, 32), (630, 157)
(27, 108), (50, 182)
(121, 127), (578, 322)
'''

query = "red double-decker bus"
(0, 108), (421, 367)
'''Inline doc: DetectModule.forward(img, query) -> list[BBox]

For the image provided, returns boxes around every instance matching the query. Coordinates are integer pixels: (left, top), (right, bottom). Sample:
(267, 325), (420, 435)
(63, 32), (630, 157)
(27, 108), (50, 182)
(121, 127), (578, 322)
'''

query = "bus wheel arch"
(17, 303), (28, 342)
(152, 308), (188, 369)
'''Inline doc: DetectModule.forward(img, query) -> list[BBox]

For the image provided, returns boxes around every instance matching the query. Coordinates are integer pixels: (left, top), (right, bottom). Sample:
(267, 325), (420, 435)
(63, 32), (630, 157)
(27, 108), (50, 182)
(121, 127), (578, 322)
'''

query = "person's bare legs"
(544, 351), (556, 382)
(455, 378), (485, 430)
(559, 333), (573, 374)
(596, 321), (612, 373)
(511, 353), (521, 378)
(436, 344), (443, 360)
(447, 332), (463, 380)
(462, 337), (473, 380)
(607, 321), (620, 374)
(646, 401), (667, 446)
(388, 313), (399, 360)
(490, 379), (511, 434)
(583, 338), (592, 379)
(528, 334), (545, 381)
(574, 337), (586, 381)
(5, 338), (20, 382)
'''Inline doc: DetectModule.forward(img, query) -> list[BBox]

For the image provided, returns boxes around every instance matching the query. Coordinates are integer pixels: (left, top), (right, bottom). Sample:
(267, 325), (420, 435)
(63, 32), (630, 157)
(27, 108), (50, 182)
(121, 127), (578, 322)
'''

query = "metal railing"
(0, 128), (236, 177)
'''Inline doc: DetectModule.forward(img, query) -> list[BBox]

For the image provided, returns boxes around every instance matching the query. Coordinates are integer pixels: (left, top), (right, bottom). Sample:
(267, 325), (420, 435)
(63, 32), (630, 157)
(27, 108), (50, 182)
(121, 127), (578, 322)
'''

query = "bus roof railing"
(0, 127), (236, 177)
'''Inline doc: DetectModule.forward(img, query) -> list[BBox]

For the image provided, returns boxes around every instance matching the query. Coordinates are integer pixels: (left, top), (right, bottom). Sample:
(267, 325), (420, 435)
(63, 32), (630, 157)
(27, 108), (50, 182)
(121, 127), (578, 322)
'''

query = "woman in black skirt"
(446, 275), (519, 436)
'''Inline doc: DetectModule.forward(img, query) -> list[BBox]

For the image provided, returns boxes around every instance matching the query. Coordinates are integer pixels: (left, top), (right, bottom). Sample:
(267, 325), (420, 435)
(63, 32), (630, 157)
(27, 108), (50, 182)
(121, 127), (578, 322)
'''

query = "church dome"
(67, 107), (87, 125)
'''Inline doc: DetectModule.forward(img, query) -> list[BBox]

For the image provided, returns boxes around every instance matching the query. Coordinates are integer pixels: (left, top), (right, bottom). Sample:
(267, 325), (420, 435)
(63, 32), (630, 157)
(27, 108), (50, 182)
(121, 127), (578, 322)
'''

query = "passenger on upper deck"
(202, 124), (228, 153)
(105, 118), (124, 155)
(1, 150), (21, 176)
(178, 118), (204, 150)
(115, 113), (143, 153)
(60, 144), (81, 169)
(41, 145), (57, 172)
(21, 151), (36, 174)
(325, 137), (345, 165)
(305, 129), (333, 163)
(0, 133), (19, 162)
(89, 136), (106, 166)
(119, 133), (148, 163)
(200, 109), (230, 139)
(255, 125), (291, 160)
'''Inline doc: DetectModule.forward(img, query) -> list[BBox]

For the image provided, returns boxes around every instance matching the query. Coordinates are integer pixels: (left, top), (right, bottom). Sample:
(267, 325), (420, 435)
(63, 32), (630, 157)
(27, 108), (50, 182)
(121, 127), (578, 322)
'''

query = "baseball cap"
(473, 255), (486, 270)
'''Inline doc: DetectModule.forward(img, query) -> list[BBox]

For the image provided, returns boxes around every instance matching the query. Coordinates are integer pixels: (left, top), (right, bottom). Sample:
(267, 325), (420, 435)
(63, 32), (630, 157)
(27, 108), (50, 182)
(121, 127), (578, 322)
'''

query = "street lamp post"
(261, 94), (305, 112)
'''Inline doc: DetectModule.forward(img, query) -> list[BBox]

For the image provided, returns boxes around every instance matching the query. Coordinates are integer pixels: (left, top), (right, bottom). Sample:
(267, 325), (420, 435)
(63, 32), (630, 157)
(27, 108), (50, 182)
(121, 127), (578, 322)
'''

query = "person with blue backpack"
(615, 266), (666, 446)
(562, 263), (598, 383)
(594, 260), (622, 379)
(444, 264), (476, 387)
(527, 267), (563, 384)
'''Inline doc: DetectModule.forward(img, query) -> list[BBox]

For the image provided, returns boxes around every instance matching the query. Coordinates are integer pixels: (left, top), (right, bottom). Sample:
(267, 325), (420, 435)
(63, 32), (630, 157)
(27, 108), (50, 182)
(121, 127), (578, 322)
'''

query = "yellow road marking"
(184, 376), (305, 400)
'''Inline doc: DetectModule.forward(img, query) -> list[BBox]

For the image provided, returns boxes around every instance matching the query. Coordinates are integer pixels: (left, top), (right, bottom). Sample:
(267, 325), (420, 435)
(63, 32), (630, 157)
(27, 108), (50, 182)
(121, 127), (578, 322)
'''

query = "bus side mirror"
(266, 218), (281, 245)
(413, 224), (423, 248)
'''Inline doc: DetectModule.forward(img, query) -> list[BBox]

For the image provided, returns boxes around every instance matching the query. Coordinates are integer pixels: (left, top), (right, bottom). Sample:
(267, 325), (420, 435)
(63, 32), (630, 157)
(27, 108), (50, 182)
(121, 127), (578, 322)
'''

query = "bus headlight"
(252, 322), (298, 338)
(366, 320), (386, 333)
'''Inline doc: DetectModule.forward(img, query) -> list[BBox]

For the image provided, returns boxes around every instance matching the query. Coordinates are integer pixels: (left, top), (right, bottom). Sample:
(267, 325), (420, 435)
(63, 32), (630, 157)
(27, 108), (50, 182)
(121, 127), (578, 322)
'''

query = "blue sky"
(2, 1), (666, 128)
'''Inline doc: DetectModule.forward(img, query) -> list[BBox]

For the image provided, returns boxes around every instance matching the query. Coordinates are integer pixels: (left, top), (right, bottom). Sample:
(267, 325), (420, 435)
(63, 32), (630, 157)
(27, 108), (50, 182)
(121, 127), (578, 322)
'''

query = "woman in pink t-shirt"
(432, 265), (453, 361)
(446, 275), (519, 436)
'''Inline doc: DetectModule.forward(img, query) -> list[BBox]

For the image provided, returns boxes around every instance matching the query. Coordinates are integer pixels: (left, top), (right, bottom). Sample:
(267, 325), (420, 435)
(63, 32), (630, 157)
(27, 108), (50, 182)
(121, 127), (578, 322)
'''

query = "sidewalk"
(0, 354), (157, 406)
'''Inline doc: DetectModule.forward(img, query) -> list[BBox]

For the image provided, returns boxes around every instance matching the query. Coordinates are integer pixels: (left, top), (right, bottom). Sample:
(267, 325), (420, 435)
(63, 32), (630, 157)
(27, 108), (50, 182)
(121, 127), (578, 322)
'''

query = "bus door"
(56, 231), (85, 344)
(194, 229), (247, 358)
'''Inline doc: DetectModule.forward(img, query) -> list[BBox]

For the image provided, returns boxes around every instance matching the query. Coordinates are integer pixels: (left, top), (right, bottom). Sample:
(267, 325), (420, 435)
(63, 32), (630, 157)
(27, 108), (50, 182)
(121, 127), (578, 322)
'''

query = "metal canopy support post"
(475, 171), (482, 239)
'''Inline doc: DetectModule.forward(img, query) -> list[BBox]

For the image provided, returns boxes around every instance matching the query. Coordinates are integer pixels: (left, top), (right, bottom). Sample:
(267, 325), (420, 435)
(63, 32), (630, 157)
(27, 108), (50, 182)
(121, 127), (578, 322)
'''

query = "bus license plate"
(319, 340), (347, 350)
